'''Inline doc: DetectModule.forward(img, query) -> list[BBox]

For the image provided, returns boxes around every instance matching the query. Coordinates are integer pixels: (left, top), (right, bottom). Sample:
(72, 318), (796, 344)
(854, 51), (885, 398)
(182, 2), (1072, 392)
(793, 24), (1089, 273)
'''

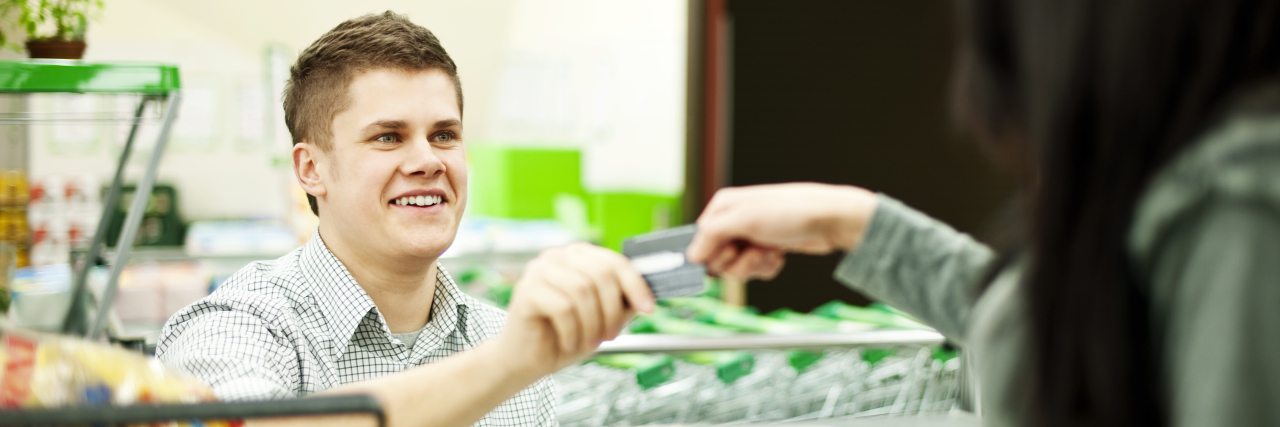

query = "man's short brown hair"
(284, 11), (463, 215)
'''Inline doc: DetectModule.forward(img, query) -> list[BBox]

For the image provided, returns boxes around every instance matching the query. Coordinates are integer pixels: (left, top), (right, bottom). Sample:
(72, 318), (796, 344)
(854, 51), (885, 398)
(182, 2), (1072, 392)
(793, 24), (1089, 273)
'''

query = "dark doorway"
(725, 0), (1015, 312)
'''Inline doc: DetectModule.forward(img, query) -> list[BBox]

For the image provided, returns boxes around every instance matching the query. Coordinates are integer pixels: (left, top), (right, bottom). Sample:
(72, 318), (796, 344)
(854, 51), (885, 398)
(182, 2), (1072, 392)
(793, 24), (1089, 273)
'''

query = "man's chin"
(395, 234), (457, 259)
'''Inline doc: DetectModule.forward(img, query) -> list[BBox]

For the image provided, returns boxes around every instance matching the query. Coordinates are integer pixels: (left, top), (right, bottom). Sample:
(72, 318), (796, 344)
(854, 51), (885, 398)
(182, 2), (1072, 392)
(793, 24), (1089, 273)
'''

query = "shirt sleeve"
(156, 291), (301, 401)
(833, 194), (997, 344)
(1150, 200), (1280, 427)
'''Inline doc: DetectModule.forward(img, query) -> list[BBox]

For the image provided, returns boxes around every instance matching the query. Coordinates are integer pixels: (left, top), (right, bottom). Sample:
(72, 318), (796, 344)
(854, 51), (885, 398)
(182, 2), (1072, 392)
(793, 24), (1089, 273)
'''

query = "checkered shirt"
(156, 232), (557, 427)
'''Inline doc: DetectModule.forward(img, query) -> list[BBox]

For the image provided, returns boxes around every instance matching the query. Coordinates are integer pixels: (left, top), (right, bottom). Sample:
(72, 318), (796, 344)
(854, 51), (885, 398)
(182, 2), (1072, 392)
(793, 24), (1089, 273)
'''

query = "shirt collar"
(299, 231), (475, 360)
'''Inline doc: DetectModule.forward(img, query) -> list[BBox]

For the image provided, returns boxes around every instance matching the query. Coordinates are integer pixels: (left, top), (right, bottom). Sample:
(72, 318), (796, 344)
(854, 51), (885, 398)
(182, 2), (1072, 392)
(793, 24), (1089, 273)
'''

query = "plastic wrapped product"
(0, 323), (216, 409)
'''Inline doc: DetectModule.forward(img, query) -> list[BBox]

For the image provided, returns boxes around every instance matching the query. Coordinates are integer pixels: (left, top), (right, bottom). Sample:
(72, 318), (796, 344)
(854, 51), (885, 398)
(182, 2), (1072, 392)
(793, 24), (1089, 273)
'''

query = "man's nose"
(402, 138), (446, 177)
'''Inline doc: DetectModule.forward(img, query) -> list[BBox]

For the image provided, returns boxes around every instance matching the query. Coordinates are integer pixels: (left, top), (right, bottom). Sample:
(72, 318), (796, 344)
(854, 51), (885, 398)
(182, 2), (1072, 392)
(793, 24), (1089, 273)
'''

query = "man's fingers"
(611, 253), (654, 316)
(591, 265), (625, 340)
(572, 256), (622, 343)
(533, 287), (581, 355)
(580, 252), (638, 339)
(555, 268), (603, 351)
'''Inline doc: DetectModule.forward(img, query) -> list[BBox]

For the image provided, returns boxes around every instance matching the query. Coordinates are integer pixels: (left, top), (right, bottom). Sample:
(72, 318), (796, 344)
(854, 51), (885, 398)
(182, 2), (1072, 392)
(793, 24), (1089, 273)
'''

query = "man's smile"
(389, 188), (450, 212)
(394, 195), (443, 207)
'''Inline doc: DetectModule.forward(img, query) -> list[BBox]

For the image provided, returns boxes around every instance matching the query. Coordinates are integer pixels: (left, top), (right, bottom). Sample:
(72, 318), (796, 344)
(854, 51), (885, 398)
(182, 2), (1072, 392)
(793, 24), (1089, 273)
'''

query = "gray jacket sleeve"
(832, 194), (996, 345)
(1146, 199), (1280, 427)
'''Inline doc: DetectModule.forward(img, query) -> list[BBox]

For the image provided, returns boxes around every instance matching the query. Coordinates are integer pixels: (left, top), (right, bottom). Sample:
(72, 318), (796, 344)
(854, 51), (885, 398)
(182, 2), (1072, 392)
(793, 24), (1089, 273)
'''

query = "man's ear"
(293, 142), (327, 199)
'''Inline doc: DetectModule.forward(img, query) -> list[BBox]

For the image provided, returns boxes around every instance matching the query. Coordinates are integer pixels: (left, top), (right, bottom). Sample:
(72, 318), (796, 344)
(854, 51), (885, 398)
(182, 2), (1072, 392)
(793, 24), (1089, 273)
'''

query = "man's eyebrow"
(361, 120), (408, 134)
(361, 119), (460, 133)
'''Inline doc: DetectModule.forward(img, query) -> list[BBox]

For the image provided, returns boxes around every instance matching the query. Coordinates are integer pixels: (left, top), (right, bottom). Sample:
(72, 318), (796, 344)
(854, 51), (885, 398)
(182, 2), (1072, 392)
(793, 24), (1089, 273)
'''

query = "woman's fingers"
(692, 183), (880, 260)
(705, 243), (743, 275)
(723, 246), (786, 280)
(690, 209), (752, 265)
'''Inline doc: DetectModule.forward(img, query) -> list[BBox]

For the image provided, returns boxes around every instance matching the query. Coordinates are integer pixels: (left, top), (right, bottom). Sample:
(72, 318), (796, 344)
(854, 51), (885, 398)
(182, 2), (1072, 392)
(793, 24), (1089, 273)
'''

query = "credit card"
(622, 224), (706, 299)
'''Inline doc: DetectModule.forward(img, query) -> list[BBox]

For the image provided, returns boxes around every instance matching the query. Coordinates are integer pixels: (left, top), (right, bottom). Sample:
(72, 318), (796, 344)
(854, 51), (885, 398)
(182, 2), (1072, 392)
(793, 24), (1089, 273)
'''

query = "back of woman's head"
(953, 0), (1280, 426)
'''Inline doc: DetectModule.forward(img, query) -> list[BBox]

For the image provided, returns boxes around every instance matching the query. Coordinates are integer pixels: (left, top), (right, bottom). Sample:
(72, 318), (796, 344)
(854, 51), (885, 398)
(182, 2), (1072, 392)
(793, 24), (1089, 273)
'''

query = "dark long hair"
(953, 1), (1280, 426)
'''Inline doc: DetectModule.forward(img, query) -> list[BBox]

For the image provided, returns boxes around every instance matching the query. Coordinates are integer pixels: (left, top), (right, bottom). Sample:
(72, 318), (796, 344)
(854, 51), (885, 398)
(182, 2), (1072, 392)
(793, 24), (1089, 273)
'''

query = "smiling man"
(157, 12), (653, 427)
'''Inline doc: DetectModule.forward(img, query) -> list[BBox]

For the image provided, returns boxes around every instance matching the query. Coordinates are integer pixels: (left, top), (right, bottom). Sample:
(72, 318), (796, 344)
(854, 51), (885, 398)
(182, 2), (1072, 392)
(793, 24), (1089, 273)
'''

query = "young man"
(157, 12), (654, 427)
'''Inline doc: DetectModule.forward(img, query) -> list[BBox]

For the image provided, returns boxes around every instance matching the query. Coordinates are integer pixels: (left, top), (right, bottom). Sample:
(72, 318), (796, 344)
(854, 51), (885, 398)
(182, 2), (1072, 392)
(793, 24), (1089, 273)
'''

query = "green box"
(466, 145), (583, 219)
(465, 145), (685, 251)
(588, 192), (681, 251)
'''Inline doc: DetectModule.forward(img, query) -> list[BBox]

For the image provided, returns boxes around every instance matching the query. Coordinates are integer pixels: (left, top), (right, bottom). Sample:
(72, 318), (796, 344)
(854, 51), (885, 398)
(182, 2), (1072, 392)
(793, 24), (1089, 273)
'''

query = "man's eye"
(432, 132), (457, 143)
(375, 134), (398, 143)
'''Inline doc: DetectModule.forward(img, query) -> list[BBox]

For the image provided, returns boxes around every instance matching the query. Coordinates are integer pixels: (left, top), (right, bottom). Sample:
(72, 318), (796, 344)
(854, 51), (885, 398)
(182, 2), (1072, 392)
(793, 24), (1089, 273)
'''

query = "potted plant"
(0, 0), (104, 59)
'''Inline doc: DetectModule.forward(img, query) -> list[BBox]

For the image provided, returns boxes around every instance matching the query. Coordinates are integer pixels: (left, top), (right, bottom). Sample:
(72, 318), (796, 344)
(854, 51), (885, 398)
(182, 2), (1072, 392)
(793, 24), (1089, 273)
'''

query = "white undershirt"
(391, 324), (428, 349)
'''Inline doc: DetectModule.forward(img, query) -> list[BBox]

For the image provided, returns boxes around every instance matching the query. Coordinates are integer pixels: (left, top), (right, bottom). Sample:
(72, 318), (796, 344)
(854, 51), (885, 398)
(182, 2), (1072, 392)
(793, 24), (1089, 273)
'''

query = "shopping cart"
(555, 331), (967, 427)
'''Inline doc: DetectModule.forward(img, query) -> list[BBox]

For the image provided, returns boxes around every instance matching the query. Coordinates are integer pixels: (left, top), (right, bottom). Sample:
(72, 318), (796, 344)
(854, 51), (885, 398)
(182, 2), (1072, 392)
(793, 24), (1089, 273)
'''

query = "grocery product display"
(0, 324), (215, 409)
(456, 270), (964, 426)
(0, 60), (183, 340)
(26, 174), (102, 267)
(6, 264), (74, 331)
(0, 323), (389, 426)
(0, 171), (30, 269)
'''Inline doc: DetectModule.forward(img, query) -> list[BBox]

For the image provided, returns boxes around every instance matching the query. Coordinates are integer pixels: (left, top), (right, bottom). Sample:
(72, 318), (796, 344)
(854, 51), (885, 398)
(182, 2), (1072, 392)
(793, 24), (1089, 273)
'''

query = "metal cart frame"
(557, 330), (971, 426)
(0, 394), (385, 426)
(0, 59), (182, 340)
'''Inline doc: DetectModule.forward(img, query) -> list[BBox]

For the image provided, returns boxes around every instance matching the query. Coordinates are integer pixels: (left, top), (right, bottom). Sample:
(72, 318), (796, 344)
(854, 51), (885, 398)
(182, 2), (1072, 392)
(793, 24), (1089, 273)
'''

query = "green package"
(766, 308), (878, 333)
(592, 353), (676, 389)
(812, 301), (930, 330)
(682, 351), (755, 384)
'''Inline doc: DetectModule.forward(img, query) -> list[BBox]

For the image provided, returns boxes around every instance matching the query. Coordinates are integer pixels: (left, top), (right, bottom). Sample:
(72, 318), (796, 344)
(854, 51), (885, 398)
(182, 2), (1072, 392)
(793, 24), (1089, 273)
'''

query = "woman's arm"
(688, 184), (997, 343)
(833, 195), (997, 344)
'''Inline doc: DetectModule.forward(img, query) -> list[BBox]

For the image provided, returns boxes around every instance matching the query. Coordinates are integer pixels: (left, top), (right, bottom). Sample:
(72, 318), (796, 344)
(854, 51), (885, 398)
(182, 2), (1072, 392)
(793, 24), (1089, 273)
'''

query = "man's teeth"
(394, 195), (443, 206)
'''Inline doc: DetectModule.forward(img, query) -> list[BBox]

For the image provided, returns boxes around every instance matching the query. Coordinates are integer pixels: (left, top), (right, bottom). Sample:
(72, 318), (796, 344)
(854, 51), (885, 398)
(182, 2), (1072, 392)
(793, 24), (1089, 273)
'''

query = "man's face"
(318, 68), (467, 261)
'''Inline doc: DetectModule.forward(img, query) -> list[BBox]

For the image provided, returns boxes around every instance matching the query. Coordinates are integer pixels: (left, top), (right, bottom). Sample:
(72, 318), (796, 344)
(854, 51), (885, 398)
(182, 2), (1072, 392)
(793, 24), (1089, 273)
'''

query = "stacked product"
(26, 174), (101, 267)
(0, 170), (30, 269)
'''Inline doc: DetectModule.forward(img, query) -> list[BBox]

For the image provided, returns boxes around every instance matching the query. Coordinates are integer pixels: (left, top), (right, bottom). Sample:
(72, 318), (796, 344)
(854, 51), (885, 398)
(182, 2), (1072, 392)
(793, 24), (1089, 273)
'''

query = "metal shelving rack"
(594, 330), (946, 354)
(559, 331), (970, 426)
(0, 60), (396, 426)
(0, 59), (181, 340)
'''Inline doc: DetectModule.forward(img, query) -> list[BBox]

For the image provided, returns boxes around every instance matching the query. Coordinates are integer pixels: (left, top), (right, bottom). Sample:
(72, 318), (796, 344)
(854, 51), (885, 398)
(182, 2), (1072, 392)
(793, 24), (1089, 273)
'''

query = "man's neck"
(318, 226), (438, 334)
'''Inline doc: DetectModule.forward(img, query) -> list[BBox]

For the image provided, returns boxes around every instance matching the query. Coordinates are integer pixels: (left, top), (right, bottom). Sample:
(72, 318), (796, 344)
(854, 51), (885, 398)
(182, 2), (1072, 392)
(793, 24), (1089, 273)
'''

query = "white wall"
(494, 0), (687, 195)
(24, 0), (686, 221)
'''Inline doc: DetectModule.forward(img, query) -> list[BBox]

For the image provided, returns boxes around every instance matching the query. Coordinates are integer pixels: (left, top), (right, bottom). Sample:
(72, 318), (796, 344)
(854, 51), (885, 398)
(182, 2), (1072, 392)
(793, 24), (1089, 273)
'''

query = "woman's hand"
(687, 183), (878, 281)
(495, 242), (655, 377)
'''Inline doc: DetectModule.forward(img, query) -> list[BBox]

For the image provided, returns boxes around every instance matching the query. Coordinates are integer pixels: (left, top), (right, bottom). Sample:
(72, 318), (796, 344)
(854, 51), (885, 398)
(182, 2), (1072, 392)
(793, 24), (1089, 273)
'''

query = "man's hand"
(687, 183), (878, 281)
(495, 242), (656, 377)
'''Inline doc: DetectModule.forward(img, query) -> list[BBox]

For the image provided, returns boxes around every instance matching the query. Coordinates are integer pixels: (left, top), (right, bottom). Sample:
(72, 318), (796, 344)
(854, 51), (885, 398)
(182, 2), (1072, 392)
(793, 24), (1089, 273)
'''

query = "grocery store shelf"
(595, 330), (946, 354)
(0, 60), (180, 94)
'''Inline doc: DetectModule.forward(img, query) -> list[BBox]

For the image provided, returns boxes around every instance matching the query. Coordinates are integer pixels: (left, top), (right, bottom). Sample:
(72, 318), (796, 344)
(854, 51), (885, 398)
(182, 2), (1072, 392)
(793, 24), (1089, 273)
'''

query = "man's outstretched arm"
(251, 242), (654, 427)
